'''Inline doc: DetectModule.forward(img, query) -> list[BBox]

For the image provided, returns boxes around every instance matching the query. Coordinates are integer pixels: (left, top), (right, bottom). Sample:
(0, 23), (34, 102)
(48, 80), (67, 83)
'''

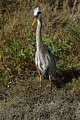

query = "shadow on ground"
(53, 69), (80, 88)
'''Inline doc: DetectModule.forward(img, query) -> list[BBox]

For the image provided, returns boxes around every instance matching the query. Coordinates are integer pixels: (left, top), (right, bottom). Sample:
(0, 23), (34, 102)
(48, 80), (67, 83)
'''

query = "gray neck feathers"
(36, 17), (42, 51)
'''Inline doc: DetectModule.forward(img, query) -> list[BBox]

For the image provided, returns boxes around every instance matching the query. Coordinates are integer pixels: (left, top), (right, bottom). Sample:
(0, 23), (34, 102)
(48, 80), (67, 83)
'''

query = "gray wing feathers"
(35, 44), (56, 79)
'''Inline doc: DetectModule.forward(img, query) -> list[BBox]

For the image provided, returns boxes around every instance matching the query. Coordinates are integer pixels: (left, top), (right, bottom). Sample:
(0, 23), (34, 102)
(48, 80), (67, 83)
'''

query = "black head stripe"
(37, 11), (41, 14)
(35, 11), (41, 18)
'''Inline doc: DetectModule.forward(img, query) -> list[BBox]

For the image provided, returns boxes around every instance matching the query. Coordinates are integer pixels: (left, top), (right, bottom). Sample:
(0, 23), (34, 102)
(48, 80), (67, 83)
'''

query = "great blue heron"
(32, 7), (56, 92)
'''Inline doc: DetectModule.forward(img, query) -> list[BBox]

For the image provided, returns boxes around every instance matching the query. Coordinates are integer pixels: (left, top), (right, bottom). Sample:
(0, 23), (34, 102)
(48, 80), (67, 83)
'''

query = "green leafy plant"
(42, 34), (78, 72)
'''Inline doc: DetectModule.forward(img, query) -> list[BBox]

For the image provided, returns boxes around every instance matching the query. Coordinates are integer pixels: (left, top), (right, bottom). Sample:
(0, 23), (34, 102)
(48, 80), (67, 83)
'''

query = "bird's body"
(35, 43), (56, 80)
(32, 7), (56, 88)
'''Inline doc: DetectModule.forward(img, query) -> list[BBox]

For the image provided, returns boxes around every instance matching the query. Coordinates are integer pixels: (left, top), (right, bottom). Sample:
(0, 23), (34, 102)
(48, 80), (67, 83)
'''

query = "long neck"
(36, 19), (43, 51)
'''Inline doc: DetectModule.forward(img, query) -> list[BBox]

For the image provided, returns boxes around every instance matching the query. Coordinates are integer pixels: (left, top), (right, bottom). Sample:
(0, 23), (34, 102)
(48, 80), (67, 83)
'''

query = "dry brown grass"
(0, 0), (80, 39)
(0, 0), (80, 119)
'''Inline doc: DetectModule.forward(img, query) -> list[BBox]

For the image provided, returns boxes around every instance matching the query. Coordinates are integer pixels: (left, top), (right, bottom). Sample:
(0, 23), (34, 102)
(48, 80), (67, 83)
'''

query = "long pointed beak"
(32, 17), (37, 26)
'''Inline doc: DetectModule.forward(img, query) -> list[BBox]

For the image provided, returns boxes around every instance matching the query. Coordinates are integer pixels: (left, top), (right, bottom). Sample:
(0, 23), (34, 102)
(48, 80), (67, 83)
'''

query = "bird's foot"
(50, 100), (55, 104)
(36, 98), (41, 106)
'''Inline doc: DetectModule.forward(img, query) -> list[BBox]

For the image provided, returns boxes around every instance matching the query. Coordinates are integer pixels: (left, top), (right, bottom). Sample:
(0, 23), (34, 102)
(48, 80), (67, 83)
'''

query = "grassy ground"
(0, 0), (80, 119)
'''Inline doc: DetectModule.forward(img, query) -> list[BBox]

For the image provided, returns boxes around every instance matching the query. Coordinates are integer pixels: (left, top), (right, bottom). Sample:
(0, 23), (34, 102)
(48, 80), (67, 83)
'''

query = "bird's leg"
(37, 75), (42, 106)
(49, 75), (53, 102)
(40, 75), (42, 88)
(37, 68), (42, 88)
(49, 75), (52, 92)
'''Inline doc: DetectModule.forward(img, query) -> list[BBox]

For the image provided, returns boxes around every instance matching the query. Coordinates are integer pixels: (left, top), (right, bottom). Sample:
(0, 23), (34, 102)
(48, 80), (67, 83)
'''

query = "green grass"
(0, 23), (80, 86)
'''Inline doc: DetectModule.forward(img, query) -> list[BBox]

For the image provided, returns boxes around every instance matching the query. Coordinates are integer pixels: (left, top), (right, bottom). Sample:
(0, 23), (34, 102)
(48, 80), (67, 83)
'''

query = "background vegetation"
(0, 0), (80, 119)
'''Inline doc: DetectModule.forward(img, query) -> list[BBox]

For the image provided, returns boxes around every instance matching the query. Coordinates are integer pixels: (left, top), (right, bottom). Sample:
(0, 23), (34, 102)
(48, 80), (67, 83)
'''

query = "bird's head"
(32, 7), (42, 26)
